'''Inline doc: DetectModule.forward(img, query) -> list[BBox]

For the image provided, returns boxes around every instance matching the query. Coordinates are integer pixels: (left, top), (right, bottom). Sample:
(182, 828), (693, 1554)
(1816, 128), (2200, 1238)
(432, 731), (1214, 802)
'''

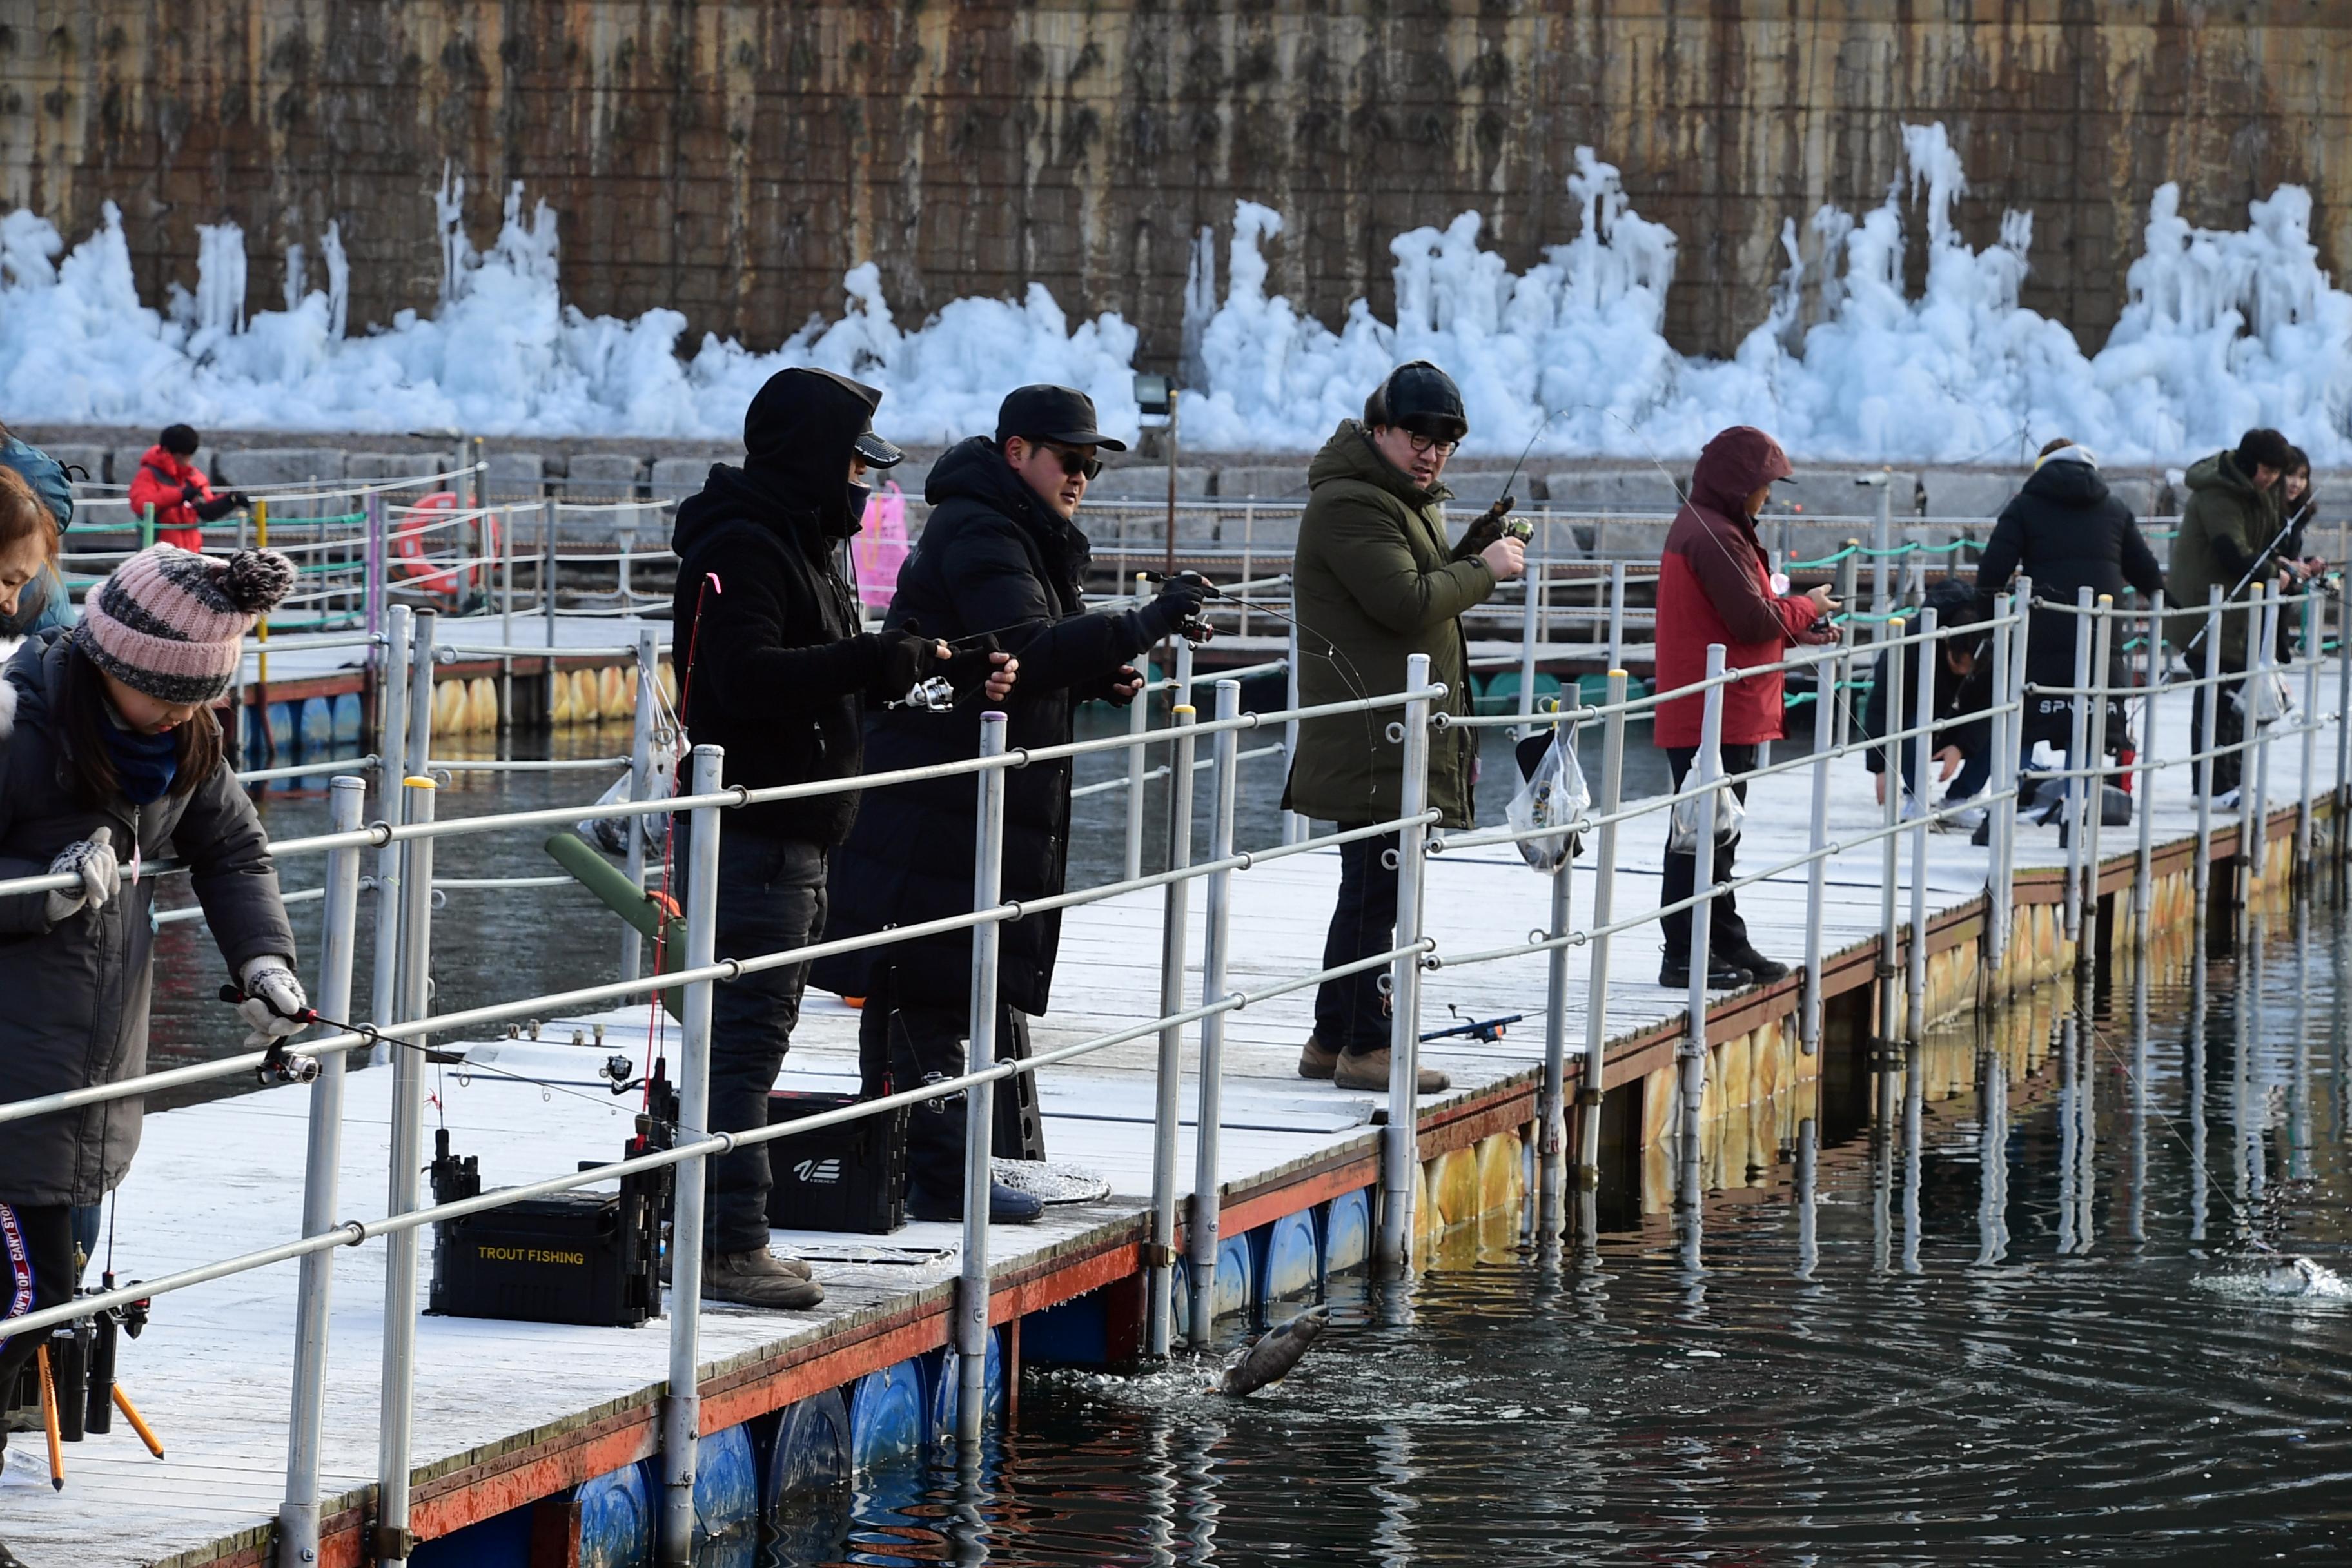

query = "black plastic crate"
(431, 1190), (656, 1328)
(765, 1091), (908, 1233)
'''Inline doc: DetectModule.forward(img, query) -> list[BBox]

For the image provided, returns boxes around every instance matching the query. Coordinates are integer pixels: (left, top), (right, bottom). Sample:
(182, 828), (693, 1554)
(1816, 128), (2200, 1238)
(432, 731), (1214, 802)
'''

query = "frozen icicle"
(195, 222), (247, 336)
(282, 241), (306, 315)
(436, 162), (468, 306)
(1179, 224), (1216, 391)
(320, 220), (348, 340)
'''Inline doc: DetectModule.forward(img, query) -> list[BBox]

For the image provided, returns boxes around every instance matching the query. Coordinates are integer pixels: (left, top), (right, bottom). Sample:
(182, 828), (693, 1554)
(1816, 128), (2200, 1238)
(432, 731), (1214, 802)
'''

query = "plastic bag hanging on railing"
(1505, 723), (1590, 872)
(2233, 667), (2295, 727)
(580, 730), (687, 856)
(1665, 769), (1747, 854)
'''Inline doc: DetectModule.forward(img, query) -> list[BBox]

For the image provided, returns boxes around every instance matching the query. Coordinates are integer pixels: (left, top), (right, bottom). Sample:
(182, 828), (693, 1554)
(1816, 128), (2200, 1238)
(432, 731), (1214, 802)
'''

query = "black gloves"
(181, 480), (204, 504)
(193, 493), (244, 522)
(864, 629), (939, 698)
(1142, 573), (1210, 637)
(940, 636), (1004, 699)
(1449, 495), (1515, 562)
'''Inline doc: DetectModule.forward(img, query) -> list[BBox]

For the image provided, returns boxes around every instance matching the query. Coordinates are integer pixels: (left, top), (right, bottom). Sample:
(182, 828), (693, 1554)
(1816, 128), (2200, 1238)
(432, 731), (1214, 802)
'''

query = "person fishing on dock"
(124, 426), (246, 553)
(667, 367), (1017, 1310)
(1284, 360), (1524, 1093)
(1651, 424), (1838, 991)
(0, 544), (306, 1522)
(2166, 427), (2296, 803)
(816, 384), (1207, 1224)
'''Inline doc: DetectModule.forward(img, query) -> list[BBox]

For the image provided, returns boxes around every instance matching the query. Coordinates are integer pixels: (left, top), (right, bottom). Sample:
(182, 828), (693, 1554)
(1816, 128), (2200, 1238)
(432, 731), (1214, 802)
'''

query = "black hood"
(740, 367), (887, 537)
(671, 462), (831, 560)
(2020, 458), (2108, 509)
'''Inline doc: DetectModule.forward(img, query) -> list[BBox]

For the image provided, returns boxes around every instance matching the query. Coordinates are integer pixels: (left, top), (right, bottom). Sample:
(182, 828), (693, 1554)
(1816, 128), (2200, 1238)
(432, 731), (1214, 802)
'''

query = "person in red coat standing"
(125, 425), (245, 551)
(1651, 425), (1839, 990)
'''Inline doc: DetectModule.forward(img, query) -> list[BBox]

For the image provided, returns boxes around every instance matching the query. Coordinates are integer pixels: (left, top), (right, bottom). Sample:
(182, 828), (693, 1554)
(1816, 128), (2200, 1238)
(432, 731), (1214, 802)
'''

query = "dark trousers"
(2189, 663), (2248, 797)
(857, 966), (1037, 1198)
(1897, 741), (1994, 802)
(1314, 830), (1400, 1058)
(0, 1202), (74, 1404)
(675, 824), (828, 1254)
(1661, 744), (1756, 964)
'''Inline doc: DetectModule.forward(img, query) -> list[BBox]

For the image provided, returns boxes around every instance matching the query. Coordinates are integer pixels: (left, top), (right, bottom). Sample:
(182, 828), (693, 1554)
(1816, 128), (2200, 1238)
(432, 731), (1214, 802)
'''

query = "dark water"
(732, 909), (2351, 1566)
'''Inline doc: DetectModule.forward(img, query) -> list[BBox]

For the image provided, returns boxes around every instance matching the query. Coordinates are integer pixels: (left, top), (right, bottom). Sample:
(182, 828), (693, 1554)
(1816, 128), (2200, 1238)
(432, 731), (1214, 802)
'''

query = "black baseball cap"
(995, 385), (1129, 452)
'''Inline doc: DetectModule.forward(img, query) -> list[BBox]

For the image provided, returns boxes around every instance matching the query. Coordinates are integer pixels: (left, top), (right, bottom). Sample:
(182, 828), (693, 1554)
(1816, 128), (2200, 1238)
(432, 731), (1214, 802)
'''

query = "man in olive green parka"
(1282, 361), (1525, 1093)
(2168, 427), (2292, 798)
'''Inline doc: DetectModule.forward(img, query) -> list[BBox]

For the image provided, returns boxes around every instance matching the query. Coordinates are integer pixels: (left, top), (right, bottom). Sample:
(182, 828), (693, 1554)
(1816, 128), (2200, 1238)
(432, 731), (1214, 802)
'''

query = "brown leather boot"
(1333, 1048), (1449, 1093)
(702, 1249), (824, 1309)
(1297, 1033), (1340, 1080)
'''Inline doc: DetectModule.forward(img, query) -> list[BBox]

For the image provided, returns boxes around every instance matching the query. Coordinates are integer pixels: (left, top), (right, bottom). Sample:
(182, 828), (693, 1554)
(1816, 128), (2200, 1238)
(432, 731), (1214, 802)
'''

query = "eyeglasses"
(1402, 431), (1459, 459)
(1033, 440), (1103, 481)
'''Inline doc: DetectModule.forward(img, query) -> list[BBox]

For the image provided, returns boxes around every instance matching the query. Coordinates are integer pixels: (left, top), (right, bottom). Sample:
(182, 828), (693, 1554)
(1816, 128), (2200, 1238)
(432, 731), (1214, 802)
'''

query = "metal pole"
(1126, 573), (1152, 881)
(1374, 652), (1436, 1277)
(2335, 586), (2351, 861)
(1877, 621), (1906, 1049)
(1872, 479), (1892, 618)
(1574, 671), (1627, 1204)
(1800, 643), (1834, 1053)
(368, 606), (413, 1065)
(373, 778), (436, 1568)
(660, 745), (725, 1565)
(1284, 582), (1306, 845)
(1906, 609), (1937, 1041)
(622, 627), (660, 984)
(2081, 596), (2116, 969)
(2062, 587), (2094, 945)
(1985, 592), (2015, 975)
(957, 713), (1010, 1447)
(498, 505), (514, 736)
(405, 609), (436, 781)
(2134, 593), (2164, 938)
(1186, 682), (1242, 1343)
(1606, 561), (1627, 672)
(1516, 558), (1542, 732)
(1146, 701), (1197, 1358)
(2242, 585), (2269, 903)
(2300, 585), (2319, 875)
(1536, 709), (1576, 1240)
(1679, 645), (1729, 1214)
(277, 776), (367, 1568)
(2195, 587), (2223, 908)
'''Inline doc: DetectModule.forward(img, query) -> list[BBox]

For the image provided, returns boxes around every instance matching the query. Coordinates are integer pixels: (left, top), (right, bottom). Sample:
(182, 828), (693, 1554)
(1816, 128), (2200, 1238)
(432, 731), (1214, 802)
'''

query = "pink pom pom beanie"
(75, 544), (296, 706)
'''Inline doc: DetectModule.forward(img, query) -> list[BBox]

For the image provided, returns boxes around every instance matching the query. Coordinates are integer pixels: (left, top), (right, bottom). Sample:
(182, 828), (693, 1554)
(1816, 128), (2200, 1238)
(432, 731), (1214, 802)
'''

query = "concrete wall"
(5, 3), (2348, 364)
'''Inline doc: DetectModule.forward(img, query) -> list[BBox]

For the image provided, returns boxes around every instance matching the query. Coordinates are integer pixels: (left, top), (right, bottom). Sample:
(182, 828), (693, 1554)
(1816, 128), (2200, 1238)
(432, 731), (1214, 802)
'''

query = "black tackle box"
(765, 1090), (909, 1233)
(429, 1189), (661, 1328)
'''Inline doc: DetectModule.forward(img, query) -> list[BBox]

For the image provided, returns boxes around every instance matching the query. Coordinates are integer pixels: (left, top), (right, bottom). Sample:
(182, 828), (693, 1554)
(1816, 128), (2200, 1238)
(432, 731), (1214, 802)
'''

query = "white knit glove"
(43, 827), (118, 925)
(237, 956), (311, 1051)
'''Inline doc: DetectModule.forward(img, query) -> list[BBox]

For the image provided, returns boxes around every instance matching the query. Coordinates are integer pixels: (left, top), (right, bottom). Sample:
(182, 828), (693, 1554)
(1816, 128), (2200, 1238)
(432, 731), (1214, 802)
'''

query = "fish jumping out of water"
(2262, 1255), (2338, 1296)
(1216, 1306), (1331, 1396)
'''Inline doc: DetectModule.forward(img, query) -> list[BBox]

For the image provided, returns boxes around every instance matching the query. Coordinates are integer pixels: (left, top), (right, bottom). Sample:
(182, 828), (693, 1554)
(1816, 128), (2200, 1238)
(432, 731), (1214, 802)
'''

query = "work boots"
(1297, 1034), (1340, 1080)
(1332, 1048), (1449, 1094)
(702, 1248), (824, 1311)
(1712, 939), (1792, 984)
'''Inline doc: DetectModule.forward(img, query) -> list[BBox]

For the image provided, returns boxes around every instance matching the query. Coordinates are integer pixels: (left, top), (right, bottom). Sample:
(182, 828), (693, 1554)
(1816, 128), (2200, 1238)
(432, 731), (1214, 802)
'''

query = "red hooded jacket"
(126, 444), (213, 550)
(1652, 426), (1830, 749)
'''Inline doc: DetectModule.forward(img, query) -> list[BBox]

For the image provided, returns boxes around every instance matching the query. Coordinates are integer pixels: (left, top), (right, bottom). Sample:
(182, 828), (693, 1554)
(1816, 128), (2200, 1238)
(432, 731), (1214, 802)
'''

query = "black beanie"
(160, 423), (201, 456)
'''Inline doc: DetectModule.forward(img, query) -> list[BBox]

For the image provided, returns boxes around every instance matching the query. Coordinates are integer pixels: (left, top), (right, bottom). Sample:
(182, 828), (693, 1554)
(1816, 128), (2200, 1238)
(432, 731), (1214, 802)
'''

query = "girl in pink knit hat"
(0, 545), (308, 1482)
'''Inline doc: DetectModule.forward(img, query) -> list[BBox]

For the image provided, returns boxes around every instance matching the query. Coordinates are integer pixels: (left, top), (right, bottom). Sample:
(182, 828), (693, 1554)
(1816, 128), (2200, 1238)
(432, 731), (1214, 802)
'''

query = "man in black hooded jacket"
(812, 385), (1205, 1223)
(669, 366), (1014, 1308)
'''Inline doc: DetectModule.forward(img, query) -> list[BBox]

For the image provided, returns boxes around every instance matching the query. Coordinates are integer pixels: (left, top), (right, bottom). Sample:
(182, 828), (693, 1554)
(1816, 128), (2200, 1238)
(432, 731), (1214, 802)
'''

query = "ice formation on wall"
(0, 123), (2348, 462)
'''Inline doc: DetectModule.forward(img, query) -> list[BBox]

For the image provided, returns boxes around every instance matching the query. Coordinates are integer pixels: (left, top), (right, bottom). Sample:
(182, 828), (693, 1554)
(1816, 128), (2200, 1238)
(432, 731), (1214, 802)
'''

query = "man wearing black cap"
(2170, 426), (2295, 800)
(670, 366), (1014, 1308)
(1284, 361), (1524, 1093)
(814, 384), (1207, 1223)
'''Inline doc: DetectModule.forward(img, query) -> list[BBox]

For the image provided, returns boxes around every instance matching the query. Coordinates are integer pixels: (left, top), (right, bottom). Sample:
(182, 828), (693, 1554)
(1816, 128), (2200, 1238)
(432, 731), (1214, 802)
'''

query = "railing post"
(1801, 643), (1834, 1052)
(2335, 585), (2351, 863)
(2242, 584), (2270, 903)
(2061, 587), (2093, 945)
(1516, 556), (1542, 732)
(1146, 701), (1197, 1357)
(1872, 479), (1893, 619)
(1126, 573), (1152, 880)
(1373, 652), (1436, 1278)
(622, 627), (660, 984)
(1678, 645), (1728, 1214)
(1877, 620), (1906, 1049)
(1605, 561), (1627, 672)
(2081, 596), (2115, 970)
(2195, 586), (2224, 908)
(1574, 671), (1628, 1221)
(368, 606), (413, 1066)
(660, 745), (725, 1565)
(1984, 592), (2015, 977)
(277, 776), (367, 1568)
(363, 491), (386, 641)
(2299, 585), (2318, 876)
(1536, 703), (1577, 1240)
(373, 777), (436, 1568)
(957, 713), (1010, 1447)
(1906, 609), (1938, 1040)
(1186, 682), (1242, 1342)
(1284, 577), (1306, 845)
(2134, 593), (2164, 938)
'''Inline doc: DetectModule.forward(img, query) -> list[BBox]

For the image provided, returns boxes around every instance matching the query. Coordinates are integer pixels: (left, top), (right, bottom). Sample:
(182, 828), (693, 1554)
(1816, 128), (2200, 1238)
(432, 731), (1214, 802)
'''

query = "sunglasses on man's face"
(1035, 441), (1104, 482)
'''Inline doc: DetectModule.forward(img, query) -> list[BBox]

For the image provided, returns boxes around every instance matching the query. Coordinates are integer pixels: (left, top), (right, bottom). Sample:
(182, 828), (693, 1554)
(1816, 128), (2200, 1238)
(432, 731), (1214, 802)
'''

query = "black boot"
(890, 1008), (1043, 1226)
(1660, 954), (1751, 989)
(1714, 938), (1792, 984)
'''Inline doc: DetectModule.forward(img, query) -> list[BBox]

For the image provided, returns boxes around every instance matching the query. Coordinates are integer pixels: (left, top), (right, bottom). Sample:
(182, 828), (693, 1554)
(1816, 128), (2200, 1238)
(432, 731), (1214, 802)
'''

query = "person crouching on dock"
(0, 544), (308, 1518)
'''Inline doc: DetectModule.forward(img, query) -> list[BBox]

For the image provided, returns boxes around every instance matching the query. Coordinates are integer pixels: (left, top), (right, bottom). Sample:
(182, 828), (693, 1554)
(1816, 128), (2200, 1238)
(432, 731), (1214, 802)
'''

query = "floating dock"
(0, 685), (2328, 1567)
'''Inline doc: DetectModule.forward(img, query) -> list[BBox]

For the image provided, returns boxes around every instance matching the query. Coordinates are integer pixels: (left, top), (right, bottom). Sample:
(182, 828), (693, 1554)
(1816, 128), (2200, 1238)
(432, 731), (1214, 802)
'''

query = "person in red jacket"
(125, 425), (245, 551)
(1652, 425), (1838, 989)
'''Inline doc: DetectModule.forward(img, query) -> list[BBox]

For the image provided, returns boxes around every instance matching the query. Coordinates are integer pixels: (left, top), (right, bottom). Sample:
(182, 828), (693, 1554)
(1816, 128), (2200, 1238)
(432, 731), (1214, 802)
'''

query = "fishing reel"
(217, 982), (322, 1085)
(1499, 514), (1534, 544)
(892, 676), (959, 712)
(1158, 570), (1219, 645)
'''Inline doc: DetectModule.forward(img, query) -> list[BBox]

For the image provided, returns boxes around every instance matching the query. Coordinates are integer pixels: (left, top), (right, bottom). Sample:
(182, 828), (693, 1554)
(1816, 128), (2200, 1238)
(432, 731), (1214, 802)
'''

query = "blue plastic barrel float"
(1170, 1254), (1191, 1344)
(691, 1422), (760, 1545)
(848, 1357), (929, 1471)
(764, 1387), (852, 1562)
(331, 690), (364, 746)
(266, 700), (295, 757)
(1253, 1210), (1321, 1304)
(575, 1459), (654, 1568)
(1322, 1188), (1373, 1276)
(1208, 1233), (1254, 1322)
(298, 695), (333, 756)
(925, 1327), (1005, 1447)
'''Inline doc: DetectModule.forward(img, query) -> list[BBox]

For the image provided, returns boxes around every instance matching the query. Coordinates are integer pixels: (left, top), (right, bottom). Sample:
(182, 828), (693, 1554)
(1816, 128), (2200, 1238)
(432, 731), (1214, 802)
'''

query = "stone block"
(1085, 463), (1210, 500)
(346, 452), (459, 502)
(649, 454), (730, 499)
(1918, 468), (2023, 522)
(480, 451), (547, 503)
(1211, 464), (1313, 501)
(1540, 468), (1686, 516)
(38, 444), (106, 486)
(564, 453), (646, 499)
(217, 448), (348, 518)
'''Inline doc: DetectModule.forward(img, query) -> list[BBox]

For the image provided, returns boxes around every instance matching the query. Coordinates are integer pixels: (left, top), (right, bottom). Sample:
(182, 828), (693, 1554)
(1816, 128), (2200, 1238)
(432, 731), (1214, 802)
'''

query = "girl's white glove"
(237, 956), (311, 1051)
(44, 827), (118, 924)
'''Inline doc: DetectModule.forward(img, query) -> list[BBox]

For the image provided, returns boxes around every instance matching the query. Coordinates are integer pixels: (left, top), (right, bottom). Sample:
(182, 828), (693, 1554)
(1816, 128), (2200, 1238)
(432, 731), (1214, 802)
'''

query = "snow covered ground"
(2, 125), (2347, 464)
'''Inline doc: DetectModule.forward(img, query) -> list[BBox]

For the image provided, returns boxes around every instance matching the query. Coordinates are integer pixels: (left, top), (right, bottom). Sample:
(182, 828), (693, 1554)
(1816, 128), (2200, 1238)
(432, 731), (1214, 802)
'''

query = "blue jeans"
(673, 825), (828, 1253)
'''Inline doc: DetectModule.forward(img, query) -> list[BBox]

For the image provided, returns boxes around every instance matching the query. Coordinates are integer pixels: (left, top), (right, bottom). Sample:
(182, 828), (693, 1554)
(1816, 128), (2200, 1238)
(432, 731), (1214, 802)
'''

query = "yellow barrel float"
(571, 667), (600, 723)
(467, 676), (498, 734)
(433, 674), (466, 735)
(598, 664), (628, 717)
(550, 667), (575, 726)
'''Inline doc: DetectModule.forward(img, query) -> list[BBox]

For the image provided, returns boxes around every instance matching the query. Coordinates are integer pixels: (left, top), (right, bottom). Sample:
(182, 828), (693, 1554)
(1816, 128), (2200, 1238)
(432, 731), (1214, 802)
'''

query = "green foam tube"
(544, 831), (687, 1021)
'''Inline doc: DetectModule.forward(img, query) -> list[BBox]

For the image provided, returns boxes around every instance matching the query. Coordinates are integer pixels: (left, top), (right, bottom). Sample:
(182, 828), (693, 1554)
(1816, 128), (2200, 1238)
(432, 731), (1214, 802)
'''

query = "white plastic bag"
(580, 734), (684, 856)
(1506, 727), (1591, 873)
(1666, 776), (1747, 854)
(2233, 668), (2294, 727)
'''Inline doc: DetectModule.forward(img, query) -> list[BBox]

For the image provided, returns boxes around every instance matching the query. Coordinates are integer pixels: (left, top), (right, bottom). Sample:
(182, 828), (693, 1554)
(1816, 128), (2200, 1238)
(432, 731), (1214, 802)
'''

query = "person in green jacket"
(2167, 427), (2293, 799)
(1282, 362), (1525, 1093)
